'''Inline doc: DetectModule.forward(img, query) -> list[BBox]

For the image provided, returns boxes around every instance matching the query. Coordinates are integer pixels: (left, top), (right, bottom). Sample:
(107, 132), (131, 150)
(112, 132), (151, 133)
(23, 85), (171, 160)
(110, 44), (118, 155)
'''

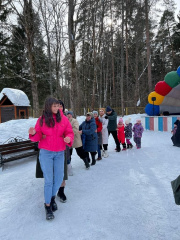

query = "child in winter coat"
(117, 118), (126, 150)
(93, 111), (103, 160)
(132, 119), (144, 149)
(124, 118), (133, 149)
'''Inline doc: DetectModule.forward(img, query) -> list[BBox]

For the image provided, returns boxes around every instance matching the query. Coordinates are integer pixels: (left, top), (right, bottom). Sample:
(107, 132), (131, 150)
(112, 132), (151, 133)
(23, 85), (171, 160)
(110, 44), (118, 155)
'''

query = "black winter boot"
(129, 143), (133, 149)
(44, 204), (54, 220)
(127, 144), (130, 149)
(122, 143), (126, 150)
(91, 154), (96, 166)
(57, 187), (67, 203)
(50, 196), (58, 212)
(116, 146), (121, 152)
(83, 157), (90, 169)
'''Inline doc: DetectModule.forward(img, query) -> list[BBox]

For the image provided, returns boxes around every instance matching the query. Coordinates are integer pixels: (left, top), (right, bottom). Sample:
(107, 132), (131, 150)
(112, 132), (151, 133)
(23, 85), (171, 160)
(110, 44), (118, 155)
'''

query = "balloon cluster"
(145, 66), (180, 116)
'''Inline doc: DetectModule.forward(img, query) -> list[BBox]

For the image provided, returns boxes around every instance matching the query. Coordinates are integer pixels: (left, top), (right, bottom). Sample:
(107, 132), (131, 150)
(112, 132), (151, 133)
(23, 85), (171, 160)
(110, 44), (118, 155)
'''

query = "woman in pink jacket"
(28, 97), (74, 221)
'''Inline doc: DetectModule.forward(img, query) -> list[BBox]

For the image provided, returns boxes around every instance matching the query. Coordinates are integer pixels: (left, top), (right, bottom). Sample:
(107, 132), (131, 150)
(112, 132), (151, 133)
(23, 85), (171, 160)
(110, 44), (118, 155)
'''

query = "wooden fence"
(29, 107), (145, 117)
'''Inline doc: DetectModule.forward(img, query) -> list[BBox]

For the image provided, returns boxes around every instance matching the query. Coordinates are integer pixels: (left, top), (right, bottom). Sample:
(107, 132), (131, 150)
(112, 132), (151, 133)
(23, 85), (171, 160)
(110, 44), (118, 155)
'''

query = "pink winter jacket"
(29, 112), (74, 152)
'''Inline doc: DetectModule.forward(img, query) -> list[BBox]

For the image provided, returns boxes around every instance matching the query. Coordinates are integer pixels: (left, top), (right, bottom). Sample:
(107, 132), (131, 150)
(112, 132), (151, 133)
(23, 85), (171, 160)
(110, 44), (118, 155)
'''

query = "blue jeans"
(39, 149), (64, 204)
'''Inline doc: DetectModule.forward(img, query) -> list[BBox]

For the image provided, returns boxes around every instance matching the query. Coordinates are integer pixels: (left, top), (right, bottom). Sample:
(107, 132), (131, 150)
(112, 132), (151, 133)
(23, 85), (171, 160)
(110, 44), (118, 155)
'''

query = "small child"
(117, 118), (126, 150)
(125, 118), (133, 149)
(132, 119), (144, 149)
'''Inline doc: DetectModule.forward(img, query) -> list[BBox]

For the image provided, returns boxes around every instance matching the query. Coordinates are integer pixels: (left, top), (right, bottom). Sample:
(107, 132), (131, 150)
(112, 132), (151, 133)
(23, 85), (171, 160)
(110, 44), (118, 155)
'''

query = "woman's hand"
(42, 134), (46, 139)
(64, 136), (70, 144)
(28, 127), (36, 135)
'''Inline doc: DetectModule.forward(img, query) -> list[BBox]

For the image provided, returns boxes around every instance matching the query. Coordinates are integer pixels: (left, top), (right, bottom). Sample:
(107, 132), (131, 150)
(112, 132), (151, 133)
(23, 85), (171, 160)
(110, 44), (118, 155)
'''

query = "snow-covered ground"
(0, 114), (180, 240)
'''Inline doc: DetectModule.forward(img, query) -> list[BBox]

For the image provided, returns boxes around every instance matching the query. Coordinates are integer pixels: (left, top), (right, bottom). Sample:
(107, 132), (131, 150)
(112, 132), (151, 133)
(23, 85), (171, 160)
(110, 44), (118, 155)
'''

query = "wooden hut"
(0, 88), (31, 123)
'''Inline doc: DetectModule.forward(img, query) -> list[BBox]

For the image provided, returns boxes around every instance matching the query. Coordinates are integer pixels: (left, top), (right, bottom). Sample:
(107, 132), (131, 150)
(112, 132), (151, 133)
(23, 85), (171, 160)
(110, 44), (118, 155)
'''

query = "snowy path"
(1, 131), (180, 240)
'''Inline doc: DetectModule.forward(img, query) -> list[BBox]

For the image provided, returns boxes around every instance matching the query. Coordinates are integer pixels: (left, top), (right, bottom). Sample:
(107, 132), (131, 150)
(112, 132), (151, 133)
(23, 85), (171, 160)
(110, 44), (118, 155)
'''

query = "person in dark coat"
(106, 106), (121, 152)
(66, 111), (90, 170)
(172, 119), (180, 147)
(57, 100), (70, 202)
(79, 112), (98, 165)
(171, 175), (180, 205)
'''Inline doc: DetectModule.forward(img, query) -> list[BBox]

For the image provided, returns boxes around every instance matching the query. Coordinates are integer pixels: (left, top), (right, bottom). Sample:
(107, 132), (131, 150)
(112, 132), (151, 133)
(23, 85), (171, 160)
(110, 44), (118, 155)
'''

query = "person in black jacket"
(171, 119), (180, 147)
(106, 106), (121, 152)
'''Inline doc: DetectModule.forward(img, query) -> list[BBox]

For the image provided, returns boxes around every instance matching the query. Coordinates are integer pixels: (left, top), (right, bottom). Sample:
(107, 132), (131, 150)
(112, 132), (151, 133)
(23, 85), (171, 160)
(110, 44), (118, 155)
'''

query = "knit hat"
(106, 106), (112, 112)
(118, 118), (123, 124)
(125, 118), (131, 125)
(67, 111), (73, 116)
(136, 119), (141, 123)
(92, 110), (98, 115)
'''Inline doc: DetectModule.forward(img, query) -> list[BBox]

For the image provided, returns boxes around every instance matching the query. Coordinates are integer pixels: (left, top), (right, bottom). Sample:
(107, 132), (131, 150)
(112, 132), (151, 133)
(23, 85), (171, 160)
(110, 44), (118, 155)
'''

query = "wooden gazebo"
(0, 88), (31, 123)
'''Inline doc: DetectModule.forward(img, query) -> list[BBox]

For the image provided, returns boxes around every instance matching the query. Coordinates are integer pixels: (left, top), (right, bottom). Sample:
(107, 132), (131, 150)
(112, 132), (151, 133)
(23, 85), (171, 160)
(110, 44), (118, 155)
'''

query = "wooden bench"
(0, 137), (38, 170)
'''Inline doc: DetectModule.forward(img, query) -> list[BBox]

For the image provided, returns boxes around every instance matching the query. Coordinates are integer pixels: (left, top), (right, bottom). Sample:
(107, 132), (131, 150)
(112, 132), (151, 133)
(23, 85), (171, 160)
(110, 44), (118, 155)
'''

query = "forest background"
(0, 0), (180, 117)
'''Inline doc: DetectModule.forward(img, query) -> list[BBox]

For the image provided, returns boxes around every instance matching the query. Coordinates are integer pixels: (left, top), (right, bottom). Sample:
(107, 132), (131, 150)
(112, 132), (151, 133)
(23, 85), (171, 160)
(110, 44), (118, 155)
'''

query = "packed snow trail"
(1, 126), (180, 240)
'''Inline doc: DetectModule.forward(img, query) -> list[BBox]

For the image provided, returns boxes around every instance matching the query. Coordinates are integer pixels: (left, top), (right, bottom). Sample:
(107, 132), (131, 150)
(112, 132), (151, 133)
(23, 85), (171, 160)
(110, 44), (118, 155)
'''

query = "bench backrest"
(0, 140), (38, 165)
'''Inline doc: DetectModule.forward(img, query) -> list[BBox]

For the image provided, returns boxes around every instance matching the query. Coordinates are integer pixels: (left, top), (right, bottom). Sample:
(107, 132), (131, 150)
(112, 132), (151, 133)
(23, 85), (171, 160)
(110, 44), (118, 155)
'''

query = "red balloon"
(155, 81), (172, 96)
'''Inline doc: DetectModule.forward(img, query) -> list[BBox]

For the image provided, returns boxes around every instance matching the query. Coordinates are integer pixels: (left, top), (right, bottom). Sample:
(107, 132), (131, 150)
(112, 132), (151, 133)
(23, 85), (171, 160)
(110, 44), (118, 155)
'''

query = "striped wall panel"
(142, 116), (180, 132)
(158, 117), (163, 131)
(150, 117), (154, 130)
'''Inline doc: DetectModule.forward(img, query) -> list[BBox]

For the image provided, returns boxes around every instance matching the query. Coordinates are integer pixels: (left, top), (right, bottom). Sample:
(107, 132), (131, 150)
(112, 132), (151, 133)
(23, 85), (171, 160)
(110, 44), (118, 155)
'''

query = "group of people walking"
(28, 97), (144, 221)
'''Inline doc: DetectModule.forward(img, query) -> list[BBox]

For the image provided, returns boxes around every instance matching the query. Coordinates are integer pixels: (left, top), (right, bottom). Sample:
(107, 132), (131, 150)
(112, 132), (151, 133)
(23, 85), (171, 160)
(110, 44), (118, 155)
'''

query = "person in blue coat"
(79, 112), (98, 165)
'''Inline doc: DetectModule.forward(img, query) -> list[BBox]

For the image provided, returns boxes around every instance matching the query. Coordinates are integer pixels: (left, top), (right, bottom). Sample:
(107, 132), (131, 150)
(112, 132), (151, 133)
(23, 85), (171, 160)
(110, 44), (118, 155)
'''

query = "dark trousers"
(100, 144), (108, 151)
(134, 137), (141, 148)
(70, 146), (87, 161)
(108, 130), (120, 149)
(85, 152), (96, 161)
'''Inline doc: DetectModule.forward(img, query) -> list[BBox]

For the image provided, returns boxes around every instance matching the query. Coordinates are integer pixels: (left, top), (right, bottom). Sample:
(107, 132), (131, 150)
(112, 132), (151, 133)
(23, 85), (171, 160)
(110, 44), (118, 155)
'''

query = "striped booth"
(141, 116), (180, 132)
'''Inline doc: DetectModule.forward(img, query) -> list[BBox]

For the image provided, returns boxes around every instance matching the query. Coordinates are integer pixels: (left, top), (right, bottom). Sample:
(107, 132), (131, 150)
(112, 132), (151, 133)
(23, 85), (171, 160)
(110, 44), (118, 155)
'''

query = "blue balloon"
(177, 66), (180, 77)
(145, 104), (160, 116)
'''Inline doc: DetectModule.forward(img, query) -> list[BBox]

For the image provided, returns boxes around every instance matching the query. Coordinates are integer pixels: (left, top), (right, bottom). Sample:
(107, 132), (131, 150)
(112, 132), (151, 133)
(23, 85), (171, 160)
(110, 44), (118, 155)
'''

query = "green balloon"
(164, 71), (180, 88)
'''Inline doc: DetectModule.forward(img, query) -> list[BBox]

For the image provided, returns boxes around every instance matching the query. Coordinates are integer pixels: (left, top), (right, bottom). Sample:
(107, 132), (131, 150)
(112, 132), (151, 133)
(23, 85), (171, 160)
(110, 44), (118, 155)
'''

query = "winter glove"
(105, 115), (108, 119)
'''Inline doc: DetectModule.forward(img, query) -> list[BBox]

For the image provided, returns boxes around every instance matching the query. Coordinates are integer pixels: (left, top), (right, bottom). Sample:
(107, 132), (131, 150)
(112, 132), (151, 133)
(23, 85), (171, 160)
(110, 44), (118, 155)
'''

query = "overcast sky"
(174, 0), (180, 18)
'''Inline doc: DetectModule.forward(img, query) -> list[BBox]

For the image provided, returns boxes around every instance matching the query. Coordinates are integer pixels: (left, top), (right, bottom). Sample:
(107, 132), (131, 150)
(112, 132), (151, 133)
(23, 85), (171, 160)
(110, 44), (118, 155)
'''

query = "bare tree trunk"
(91, 1), (98, 110)
(145, 0), (152, 92)
(38, 0), (53, 96)
(110, 2), (115, 107)
(68, 0), (77, 114)
(120, 0), (124, 116)
(91, 25), (97, 110)
(23, 0), (39, 117)
(135, 42), (140, 112)
(125, 0), (129, 106)
(166, 20), (175, 69)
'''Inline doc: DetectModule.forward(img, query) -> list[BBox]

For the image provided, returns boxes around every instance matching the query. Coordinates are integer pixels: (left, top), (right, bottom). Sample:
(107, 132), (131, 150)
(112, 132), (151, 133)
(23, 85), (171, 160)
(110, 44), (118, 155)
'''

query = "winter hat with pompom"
(118, 118), (123, 124)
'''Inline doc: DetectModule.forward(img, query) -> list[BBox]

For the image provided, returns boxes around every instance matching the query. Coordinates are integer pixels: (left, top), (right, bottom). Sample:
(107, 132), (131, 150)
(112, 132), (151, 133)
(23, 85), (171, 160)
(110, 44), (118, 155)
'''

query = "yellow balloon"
(148, 91), (164, 105)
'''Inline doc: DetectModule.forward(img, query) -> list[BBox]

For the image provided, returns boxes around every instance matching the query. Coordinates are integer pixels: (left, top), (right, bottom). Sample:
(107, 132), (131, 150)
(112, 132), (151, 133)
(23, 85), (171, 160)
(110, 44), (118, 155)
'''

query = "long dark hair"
(58, 99), (65, 113)
(40, 97), (61, 127)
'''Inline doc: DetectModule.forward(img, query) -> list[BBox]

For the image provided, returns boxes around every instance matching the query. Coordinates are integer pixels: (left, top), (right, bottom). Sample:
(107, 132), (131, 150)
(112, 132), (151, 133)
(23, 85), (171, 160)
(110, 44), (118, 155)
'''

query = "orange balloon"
(148, 91), (164, 105)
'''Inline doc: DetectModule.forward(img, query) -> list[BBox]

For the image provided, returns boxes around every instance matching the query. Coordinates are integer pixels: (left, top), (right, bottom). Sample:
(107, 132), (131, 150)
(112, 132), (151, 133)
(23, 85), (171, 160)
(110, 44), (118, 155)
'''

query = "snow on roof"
(0, 88), (31, 106)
